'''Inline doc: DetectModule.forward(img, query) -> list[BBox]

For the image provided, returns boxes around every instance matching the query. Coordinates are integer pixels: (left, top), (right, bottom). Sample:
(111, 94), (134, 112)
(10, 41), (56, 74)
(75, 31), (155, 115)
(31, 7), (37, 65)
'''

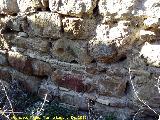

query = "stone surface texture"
(0, 0), (160, 119)
(49, 0), (97, 17)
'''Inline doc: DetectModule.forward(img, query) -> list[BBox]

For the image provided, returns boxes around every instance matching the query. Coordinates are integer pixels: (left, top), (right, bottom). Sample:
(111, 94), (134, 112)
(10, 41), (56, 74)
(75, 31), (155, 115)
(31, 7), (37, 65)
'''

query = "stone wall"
(0, 0), (160, 119)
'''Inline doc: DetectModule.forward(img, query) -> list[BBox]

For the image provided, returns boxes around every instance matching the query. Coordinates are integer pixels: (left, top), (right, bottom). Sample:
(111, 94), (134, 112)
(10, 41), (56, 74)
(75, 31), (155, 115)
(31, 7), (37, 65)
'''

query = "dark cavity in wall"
(36, 8), (42, 11)
(70, 60), (78, 64)
(93, 0), (99, 17)
(91, 59), (97, 63)
(118, 55), (127, 62)
(1, 27), (13, 34)
(46, 7), (51, 12)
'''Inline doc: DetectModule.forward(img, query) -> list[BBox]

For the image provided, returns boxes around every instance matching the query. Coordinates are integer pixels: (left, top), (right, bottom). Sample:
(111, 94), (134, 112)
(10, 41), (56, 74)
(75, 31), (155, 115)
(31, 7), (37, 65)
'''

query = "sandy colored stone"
(49, 0), (97, 17)
(17, 0), (42, 13)
(0, 68), (11, 82)
(140, 42), (160, 67)
(62, 17), (96, 39)
(143, 17), (160, 29)
(25, 12), (61, 39)
(0, 0), (19, 15)
(88, 21), (135, 63)
(98, 0), (135, 18)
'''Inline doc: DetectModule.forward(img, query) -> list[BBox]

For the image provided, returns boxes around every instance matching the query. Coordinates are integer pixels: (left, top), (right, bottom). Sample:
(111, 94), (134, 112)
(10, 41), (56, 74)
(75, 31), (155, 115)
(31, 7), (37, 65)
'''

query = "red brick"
(52, 71), (88, 92)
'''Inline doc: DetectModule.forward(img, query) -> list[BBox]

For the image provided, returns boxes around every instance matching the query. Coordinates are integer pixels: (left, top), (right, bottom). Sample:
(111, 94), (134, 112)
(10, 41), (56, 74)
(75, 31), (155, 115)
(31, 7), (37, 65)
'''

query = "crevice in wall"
(93, 0), (99, 17)
(118, 55), (127, 62)
(70, 60), (78, 64)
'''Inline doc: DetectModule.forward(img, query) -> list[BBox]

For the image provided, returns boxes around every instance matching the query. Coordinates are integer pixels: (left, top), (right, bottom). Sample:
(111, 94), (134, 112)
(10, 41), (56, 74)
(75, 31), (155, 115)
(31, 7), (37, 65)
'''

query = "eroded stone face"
(134, 0), (160, 18)
(129, 68), (160, 107)
(12, 71), (42, 93)
(25, 12), (61, 38)
(17, 0), (42, 13)
(96, 74), (127, 97)
(88, 21), (134, 63)
(0, 68), (11, 82)
(139, 30), (156, 41)
(49, 0), (97, 17)
(89, 38), (118, 63)
(52, 38), (92, 64)
(140, 42), (160, 67)
(13, 36), (49, 53)
(32, 60), (52, 76)
(99, 0), (160, 18)
(62, 17), (96, 40)
(0, 0), (19, 15)
(8, 51), (32, 74)
(52, 70), (89, 92)
(0, 54), (8, 66)
(98, 0), (135, 18)
(143, 17), (160, 28)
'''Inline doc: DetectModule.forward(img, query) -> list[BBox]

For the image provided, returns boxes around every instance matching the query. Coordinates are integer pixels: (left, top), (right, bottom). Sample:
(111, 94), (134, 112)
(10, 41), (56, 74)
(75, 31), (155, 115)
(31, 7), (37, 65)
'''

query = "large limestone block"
(62, 17), (96, 40)
(134, 0), (160, 18)
(52, 39), (92, 64)
(24, 12), (61, 38)
(98, 0), (135, 17)
(49, 0), (97, 17)
(140, 42), (160, 67)
(0, 0), (19, 15)
(17, 0), (42, 13)
(99, 0), (160, 18)
(89, 38), (118, 63)
(89, 21), (133, 63)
